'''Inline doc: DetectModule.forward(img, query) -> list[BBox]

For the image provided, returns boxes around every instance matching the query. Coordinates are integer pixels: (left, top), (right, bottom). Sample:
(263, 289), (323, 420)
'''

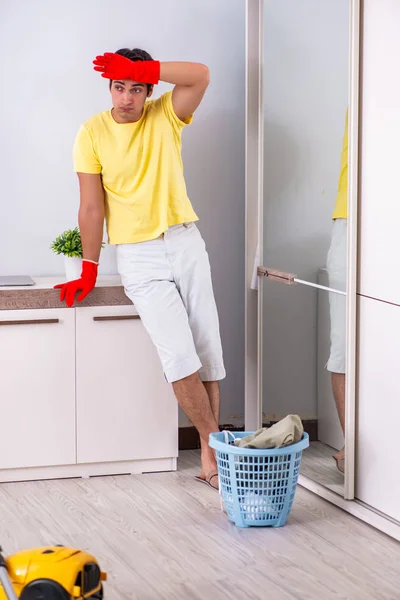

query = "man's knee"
(172, 370), (201, 387)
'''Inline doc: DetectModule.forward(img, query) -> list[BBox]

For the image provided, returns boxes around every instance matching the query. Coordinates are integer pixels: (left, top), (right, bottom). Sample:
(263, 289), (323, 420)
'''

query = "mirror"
(261, 0), (350, 496)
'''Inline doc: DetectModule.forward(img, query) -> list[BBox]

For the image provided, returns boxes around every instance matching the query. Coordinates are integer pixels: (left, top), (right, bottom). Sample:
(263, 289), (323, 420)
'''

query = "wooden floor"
(0, 451), (399, 600)
(301, 441), (345, 496)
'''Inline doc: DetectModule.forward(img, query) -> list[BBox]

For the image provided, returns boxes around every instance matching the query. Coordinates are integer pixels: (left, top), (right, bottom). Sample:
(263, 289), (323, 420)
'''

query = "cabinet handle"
(0, 318), (60, 326)
(93, 315), (141, 322)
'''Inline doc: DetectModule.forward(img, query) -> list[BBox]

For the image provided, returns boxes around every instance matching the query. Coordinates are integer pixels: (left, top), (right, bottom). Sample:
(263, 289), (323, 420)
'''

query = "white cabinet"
(0, 308), (76, 470)
(358, 0), (400, 305)
(356, 296), (400, 522)
(0, 298), (178, 482)
(75, 306), (178, 464)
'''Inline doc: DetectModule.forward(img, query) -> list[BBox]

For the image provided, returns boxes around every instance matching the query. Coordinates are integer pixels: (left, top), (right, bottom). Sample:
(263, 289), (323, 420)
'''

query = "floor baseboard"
(179, 420), (318, 450)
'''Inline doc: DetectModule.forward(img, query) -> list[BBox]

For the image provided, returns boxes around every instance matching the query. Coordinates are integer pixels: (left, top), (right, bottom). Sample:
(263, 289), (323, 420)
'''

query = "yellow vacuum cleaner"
(0, 545), (106, 599)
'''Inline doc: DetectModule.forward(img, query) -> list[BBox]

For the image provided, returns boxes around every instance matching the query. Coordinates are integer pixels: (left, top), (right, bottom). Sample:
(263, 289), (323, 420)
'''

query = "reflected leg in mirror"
(327, 110), (348, 474)
(326, 217), (347, 474)
(331, 372), (345, 470)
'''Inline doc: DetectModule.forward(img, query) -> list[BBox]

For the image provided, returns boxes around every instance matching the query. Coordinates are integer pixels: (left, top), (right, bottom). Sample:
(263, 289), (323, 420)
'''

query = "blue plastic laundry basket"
(209, 431), (309, 528)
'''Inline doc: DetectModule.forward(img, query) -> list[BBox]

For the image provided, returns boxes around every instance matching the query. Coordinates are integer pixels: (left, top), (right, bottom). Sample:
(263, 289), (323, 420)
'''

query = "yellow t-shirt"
(73, 91), (199, 244)
(332, 108), (348, 220)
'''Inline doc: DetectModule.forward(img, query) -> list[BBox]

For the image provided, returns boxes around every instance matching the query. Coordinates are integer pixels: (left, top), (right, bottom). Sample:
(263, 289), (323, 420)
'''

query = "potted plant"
(51, 227), (101, 282)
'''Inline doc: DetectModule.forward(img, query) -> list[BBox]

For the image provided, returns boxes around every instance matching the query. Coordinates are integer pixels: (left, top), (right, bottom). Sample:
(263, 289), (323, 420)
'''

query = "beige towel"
(235, 415), (304, 449)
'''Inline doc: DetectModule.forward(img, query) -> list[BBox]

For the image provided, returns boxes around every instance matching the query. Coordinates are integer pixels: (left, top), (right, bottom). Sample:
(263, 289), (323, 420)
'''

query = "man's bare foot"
(333, 447), (345, 462)
(198, 449), (219, 489)
(196, 471), (219, 490)
(200, 452), (217, 479)
(197, 468), (219, 490)
(333, 447), (345, 474)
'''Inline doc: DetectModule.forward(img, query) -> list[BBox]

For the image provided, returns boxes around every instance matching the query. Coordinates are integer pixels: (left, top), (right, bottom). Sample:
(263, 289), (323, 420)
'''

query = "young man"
(55, 48), (225, 489)
(326, 109), (348, 474)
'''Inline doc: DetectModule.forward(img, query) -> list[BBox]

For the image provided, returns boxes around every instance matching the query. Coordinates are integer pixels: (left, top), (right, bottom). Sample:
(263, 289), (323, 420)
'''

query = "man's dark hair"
(109, 47), (154, 91)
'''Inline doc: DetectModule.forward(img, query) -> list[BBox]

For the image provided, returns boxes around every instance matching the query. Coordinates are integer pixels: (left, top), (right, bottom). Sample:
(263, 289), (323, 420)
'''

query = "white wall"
(261, 0), (349, 419)
(0, 0), (246, 424)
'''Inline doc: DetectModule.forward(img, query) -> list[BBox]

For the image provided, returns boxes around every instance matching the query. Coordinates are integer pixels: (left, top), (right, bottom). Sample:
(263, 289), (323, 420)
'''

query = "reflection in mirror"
(261, 0), (349, 496)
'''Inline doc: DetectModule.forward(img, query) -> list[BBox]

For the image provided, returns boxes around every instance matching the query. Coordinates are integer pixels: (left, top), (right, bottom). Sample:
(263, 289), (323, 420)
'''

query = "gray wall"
(0, 0), (246, 425)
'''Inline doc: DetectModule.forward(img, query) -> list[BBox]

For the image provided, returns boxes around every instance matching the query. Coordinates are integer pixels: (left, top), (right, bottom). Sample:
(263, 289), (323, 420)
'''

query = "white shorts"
(116, 223), (226, 383)
(326, 218), (347, 374)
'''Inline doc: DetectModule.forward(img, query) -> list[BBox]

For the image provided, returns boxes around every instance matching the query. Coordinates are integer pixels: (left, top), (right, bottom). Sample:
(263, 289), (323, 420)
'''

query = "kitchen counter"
(0, 276), (131, 310)
(0, 274), (177, 482)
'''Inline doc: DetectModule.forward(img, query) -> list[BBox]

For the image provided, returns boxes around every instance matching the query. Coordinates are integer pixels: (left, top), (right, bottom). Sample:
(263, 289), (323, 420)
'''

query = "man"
(55, 48), (225, 489)
(326, 109), (348, 474)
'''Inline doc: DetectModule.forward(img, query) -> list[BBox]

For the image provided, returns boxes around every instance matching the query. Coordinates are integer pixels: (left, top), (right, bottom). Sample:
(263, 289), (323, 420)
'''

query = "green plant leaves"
(50, 227), (105, 257)
(50, 227), (83, 258)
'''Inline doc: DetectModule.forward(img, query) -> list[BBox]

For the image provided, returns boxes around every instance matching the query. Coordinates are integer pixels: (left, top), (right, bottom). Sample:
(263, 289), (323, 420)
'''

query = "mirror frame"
(244, 0), (361, 501)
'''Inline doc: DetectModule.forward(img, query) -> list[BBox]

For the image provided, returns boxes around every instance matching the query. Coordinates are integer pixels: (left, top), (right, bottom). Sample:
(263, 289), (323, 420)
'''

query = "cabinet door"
(356, 296), (400, 521)
(358, 1), (400, 305)
(75, 306), (178, 464)
(0, 309), (76, 469)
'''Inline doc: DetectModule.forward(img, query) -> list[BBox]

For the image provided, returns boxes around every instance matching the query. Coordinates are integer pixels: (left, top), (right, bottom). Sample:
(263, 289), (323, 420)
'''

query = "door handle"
(258, 266), (347, 296)
(0, 318), (60, 326)
(93, 315), (141, 322)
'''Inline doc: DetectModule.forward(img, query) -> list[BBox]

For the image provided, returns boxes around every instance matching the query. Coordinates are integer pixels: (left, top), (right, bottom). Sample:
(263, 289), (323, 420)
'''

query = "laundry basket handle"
(222, 430), (237, 445)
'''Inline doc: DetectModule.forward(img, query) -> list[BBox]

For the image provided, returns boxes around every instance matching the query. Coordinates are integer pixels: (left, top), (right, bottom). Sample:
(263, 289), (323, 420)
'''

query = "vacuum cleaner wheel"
(20, 579), (70, 600)
(90, 585), (104, 599)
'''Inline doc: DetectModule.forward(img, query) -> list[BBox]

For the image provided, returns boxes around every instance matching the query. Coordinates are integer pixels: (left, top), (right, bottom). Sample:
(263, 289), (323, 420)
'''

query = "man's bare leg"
(332, 372), (345, 464)
(202, 380), (220, 424)
(200, 380), (220, 476)
(173, 372), (219, 479)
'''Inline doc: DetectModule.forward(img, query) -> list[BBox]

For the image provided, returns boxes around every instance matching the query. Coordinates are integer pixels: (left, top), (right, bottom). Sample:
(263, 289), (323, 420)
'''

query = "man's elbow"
(78, 204), (104, 224)
(198, 64), (210, 87)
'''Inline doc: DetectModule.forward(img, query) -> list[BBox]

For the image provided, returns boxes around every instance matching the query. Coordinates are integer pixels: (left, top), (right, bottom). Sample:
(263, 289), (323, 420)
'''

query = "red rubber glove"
(93, 52), (160, 84)
(54, 260), (98, 308)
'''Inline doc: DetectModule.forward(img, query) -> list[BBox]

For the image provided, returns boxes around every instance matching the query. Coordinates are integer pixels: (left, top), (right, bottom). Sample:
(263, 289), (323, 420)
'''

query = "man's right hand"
(54, 259), (98, 307)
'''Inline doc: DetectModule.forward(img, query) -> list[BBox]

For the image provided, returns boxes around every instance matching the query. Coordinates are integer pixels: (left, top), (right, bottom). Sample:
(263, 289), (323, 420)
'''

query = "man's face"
(110, 80), (153, 123)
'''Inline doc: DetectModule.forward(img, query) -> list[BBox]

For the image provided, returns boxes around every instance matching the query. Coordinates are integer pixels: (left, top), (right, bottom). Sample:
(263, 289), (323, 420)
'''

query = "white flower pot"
(64, 256), (82, 282)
